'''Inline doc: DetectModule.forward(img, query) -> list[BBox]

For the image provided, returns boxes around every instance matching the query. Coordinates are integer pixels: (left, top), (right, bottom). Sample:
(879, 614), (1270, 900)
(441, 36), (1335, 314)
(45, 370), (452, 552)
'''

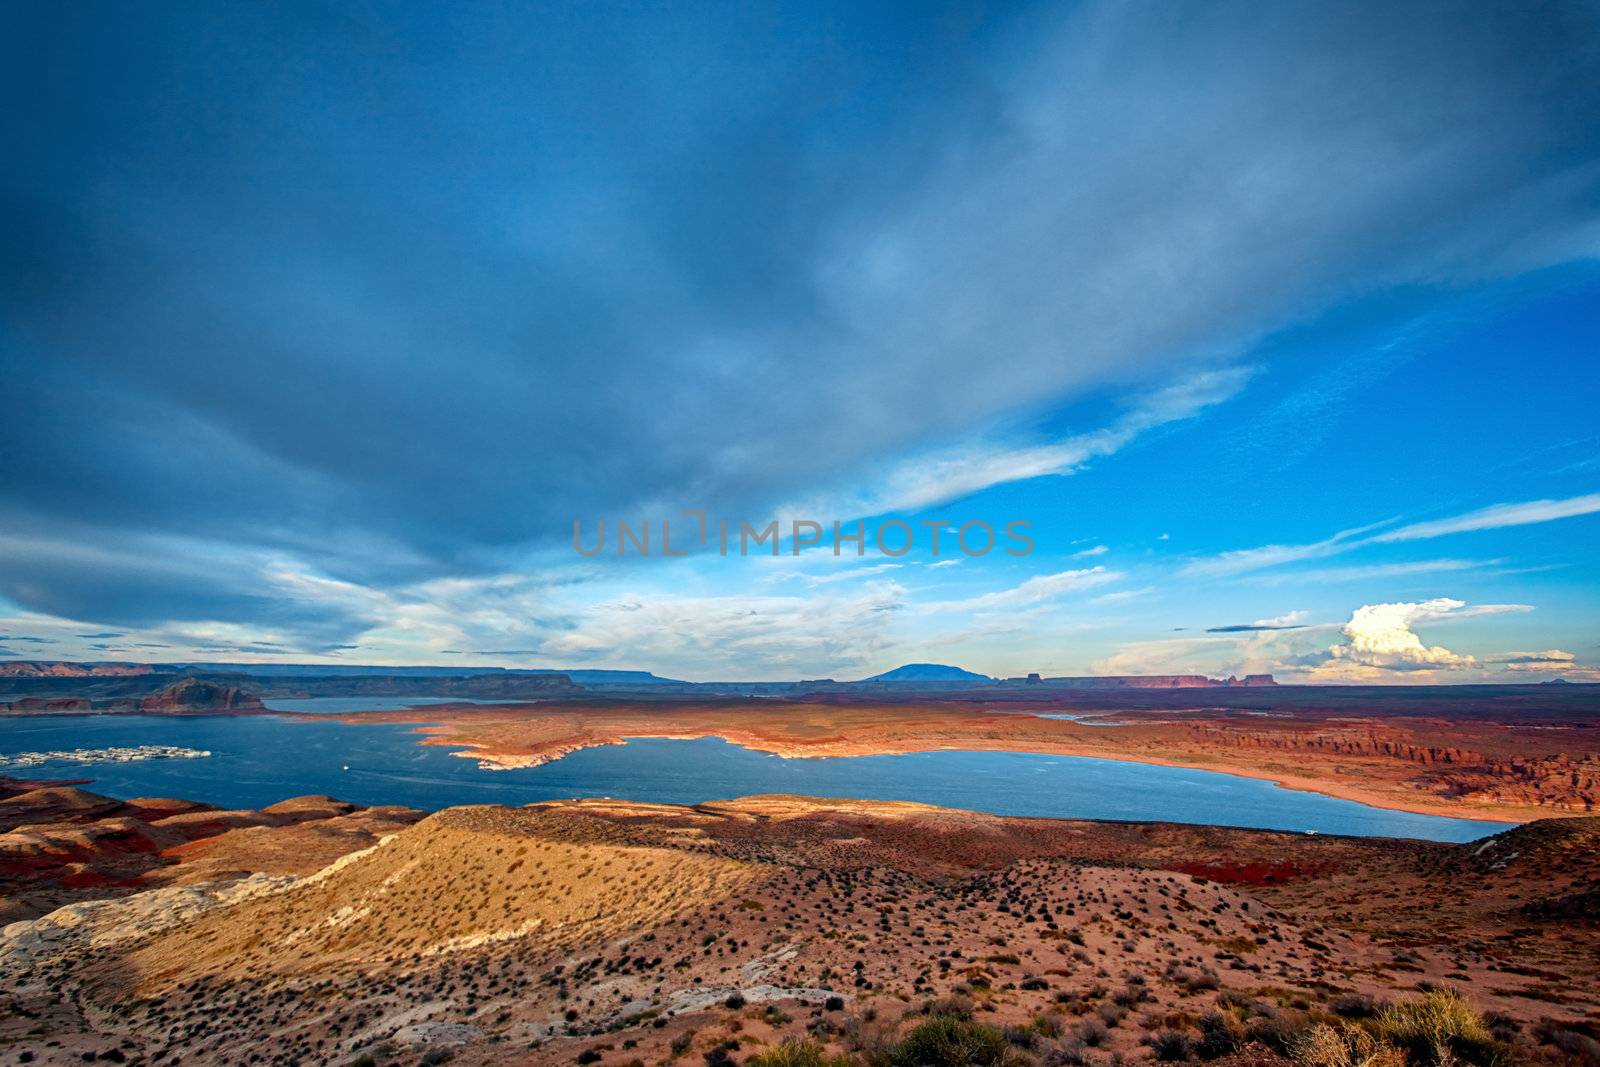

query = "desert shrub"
(1171, 972), (1216, 998)
(1076, 1020), (1109, 1047)
(1149, 1029), (1195, 1061)
(747, 1039), (855, 1067)
(923, 994), (976, 1020)
(1538, 1027), (1600, 1065)
(1329, 994), (1383, 1020)
(1195, 1011), (1244, 1060)
(889, 1015), (1025, 1067)
(1371, 990), (1506, 1067)
(841, 1013), (898, 1061)
(1002, 1024), (1038, 1050)
(1045, 1040), (1092, 1067)
(1293, 1023), (1407, 1067)
(1481, 1013), (1519, 1044)
(1114, 983), (1150, 1007)
(1247, 1009), (1317, 1055)
(1214, 990), (1265, 1023)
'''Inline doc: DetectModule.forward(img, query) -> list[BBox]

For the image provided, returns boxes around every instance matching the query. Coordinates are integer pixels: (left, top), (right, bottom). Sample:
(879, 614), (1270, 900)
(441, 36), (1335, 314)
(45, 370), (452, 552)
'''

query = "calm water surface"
(0, 714), (1509, 841)
(260, 697), (534, 713)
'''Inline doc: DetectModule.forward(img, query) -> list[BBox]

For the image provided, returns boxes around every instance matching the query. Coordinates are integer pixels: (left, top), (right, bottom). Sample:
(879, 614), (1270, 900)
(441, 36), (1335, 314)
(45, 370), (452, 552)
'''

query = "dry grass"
(1370, 989), (1505, 1067)
(1294, 990), (1507, 1067)
(1294, 1023), (1406, 1067)
(746, 1038), (858, 1067)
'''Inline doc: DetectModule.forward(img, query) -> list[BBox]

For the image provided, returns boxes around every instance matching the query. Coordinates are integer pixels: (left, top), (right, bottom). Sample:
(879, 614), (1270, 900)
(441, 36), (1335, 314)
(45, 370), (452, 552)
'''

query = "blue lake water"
(260, 697), (534, 713)
(1035, 713), (1134, 726)
(0, 714), (1510, 841)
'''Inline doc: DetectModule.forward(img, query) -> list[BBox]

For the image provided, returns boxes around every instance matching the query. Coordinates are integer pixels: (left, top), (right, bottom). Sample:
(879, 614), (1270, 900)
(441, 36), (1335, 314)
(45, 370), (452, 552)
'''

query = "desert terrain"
(3, 774), (1598, 1066)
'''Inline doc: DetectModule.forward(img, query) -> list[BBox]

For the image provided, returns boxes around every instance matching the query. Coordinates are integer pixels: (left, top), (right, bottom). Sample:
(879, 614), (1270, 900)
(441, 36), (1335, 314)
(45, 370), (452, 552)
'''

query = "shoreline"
(0, 705), (1548, 827)
(397, 721), (1526, 826)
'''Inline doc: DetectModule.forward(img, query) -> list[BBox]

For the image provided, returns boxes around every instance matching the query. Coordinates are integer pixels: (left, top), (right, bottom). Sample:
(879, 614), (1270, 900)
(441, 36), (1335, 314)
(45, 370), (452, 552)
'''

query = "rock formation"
(138, 678), (265, 713)
(0, 661), (166, 677)
(1040, 673), (1277, 688)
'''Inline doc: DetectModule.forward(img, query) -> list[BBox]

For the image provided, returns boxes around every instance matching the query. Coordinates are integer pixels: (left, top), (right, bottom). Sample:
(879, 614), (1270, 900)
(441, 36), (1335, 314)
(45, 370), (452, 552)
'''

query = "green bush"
(888, 1015), (1026, 1067)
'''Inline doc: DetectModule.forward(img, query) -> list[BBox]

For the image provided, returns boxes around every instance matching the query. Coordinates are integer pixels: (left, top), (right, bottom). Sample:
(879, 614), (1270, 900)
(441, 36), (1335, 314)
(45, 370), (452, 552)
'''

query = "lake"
(259, 697), (535, 713)
(0, 714), (1510, 841)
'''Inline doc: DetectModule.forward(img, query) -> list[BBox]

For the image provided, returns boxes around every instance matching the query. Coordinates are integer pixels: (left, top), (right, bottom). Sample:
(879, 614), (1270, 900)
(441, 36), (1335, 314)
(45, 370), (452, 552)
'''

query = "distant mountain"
(863, 663), (993, 683)
(0, 661), (170, 678)
(169, 664), (684, 685)
(525, 669), (681, 686)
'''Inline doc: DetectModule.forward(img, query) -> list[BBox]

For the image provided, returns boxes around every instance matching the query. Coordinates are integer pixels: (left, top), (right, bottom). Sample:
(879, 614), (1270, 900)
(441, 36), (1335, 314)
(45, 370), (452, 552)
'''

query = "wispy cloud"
(1091, 587), (1153, 605)
(1244, 558), (1497, 585)
(1369, 493), (1600, 542)
(773, 562), (906, 587)
(1180, 520), (1392, 578)
(925, 567), (1122, 613)
(787, 367), (1252, 520)
(1185, 491), (1600, 578)
(1206, 610), (1309, 633)
(1494, 649), (1574, 666)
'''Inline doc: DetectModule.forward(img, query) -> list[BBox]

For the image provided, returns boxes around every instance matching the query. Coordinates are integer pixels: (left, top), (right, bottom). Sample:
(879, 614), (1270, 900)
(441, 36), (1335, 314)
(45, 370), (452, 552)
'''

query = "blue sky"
(2, 1), (1599, 680)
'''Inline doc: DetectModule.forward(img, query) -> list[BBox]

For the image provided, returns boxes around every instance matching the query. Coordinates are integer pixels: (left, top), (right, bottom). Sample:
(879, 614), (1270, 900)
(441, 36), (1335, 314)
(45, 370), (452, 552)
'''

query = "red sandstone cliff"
(0, 661), (164, 678)
(1185, 724), (1598, 811)
(138, 678), (264, 713)
(1042, 674), (1277, 689)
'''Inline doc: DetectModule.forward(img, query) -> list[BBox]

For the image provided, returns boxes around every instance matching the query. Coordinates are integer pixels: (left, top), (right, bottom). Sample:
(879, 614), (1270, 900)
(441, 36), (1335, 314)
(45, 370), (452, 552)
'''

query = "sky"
(3, 0), (1599, 682)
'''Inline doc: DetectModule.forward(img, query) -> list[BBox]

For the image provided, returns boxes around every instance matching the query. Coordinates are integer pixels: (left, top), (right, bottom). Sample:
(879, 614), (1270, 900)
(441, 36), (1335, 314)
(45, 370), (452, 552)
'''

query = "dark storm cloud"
(4, 1), (1600, 642)
(0, 522), (374, 641)
(1205, 623), (1308, 633)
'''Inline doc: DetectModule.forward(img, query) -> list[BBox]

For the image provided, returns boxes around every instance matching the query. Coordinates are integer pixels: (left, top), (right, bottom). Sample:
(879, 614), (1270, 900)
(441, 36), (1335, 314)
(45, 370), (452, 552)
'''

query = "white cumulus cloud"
(1329, 599), (1477, 670)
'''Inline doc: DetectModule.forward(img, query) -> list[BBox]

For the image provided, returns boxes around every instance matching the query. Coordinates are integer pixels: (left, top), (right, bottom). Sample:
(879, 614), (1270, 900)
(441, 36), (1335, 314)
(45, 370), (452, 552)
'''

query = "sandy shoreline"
(351, 709), (1538, 825)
